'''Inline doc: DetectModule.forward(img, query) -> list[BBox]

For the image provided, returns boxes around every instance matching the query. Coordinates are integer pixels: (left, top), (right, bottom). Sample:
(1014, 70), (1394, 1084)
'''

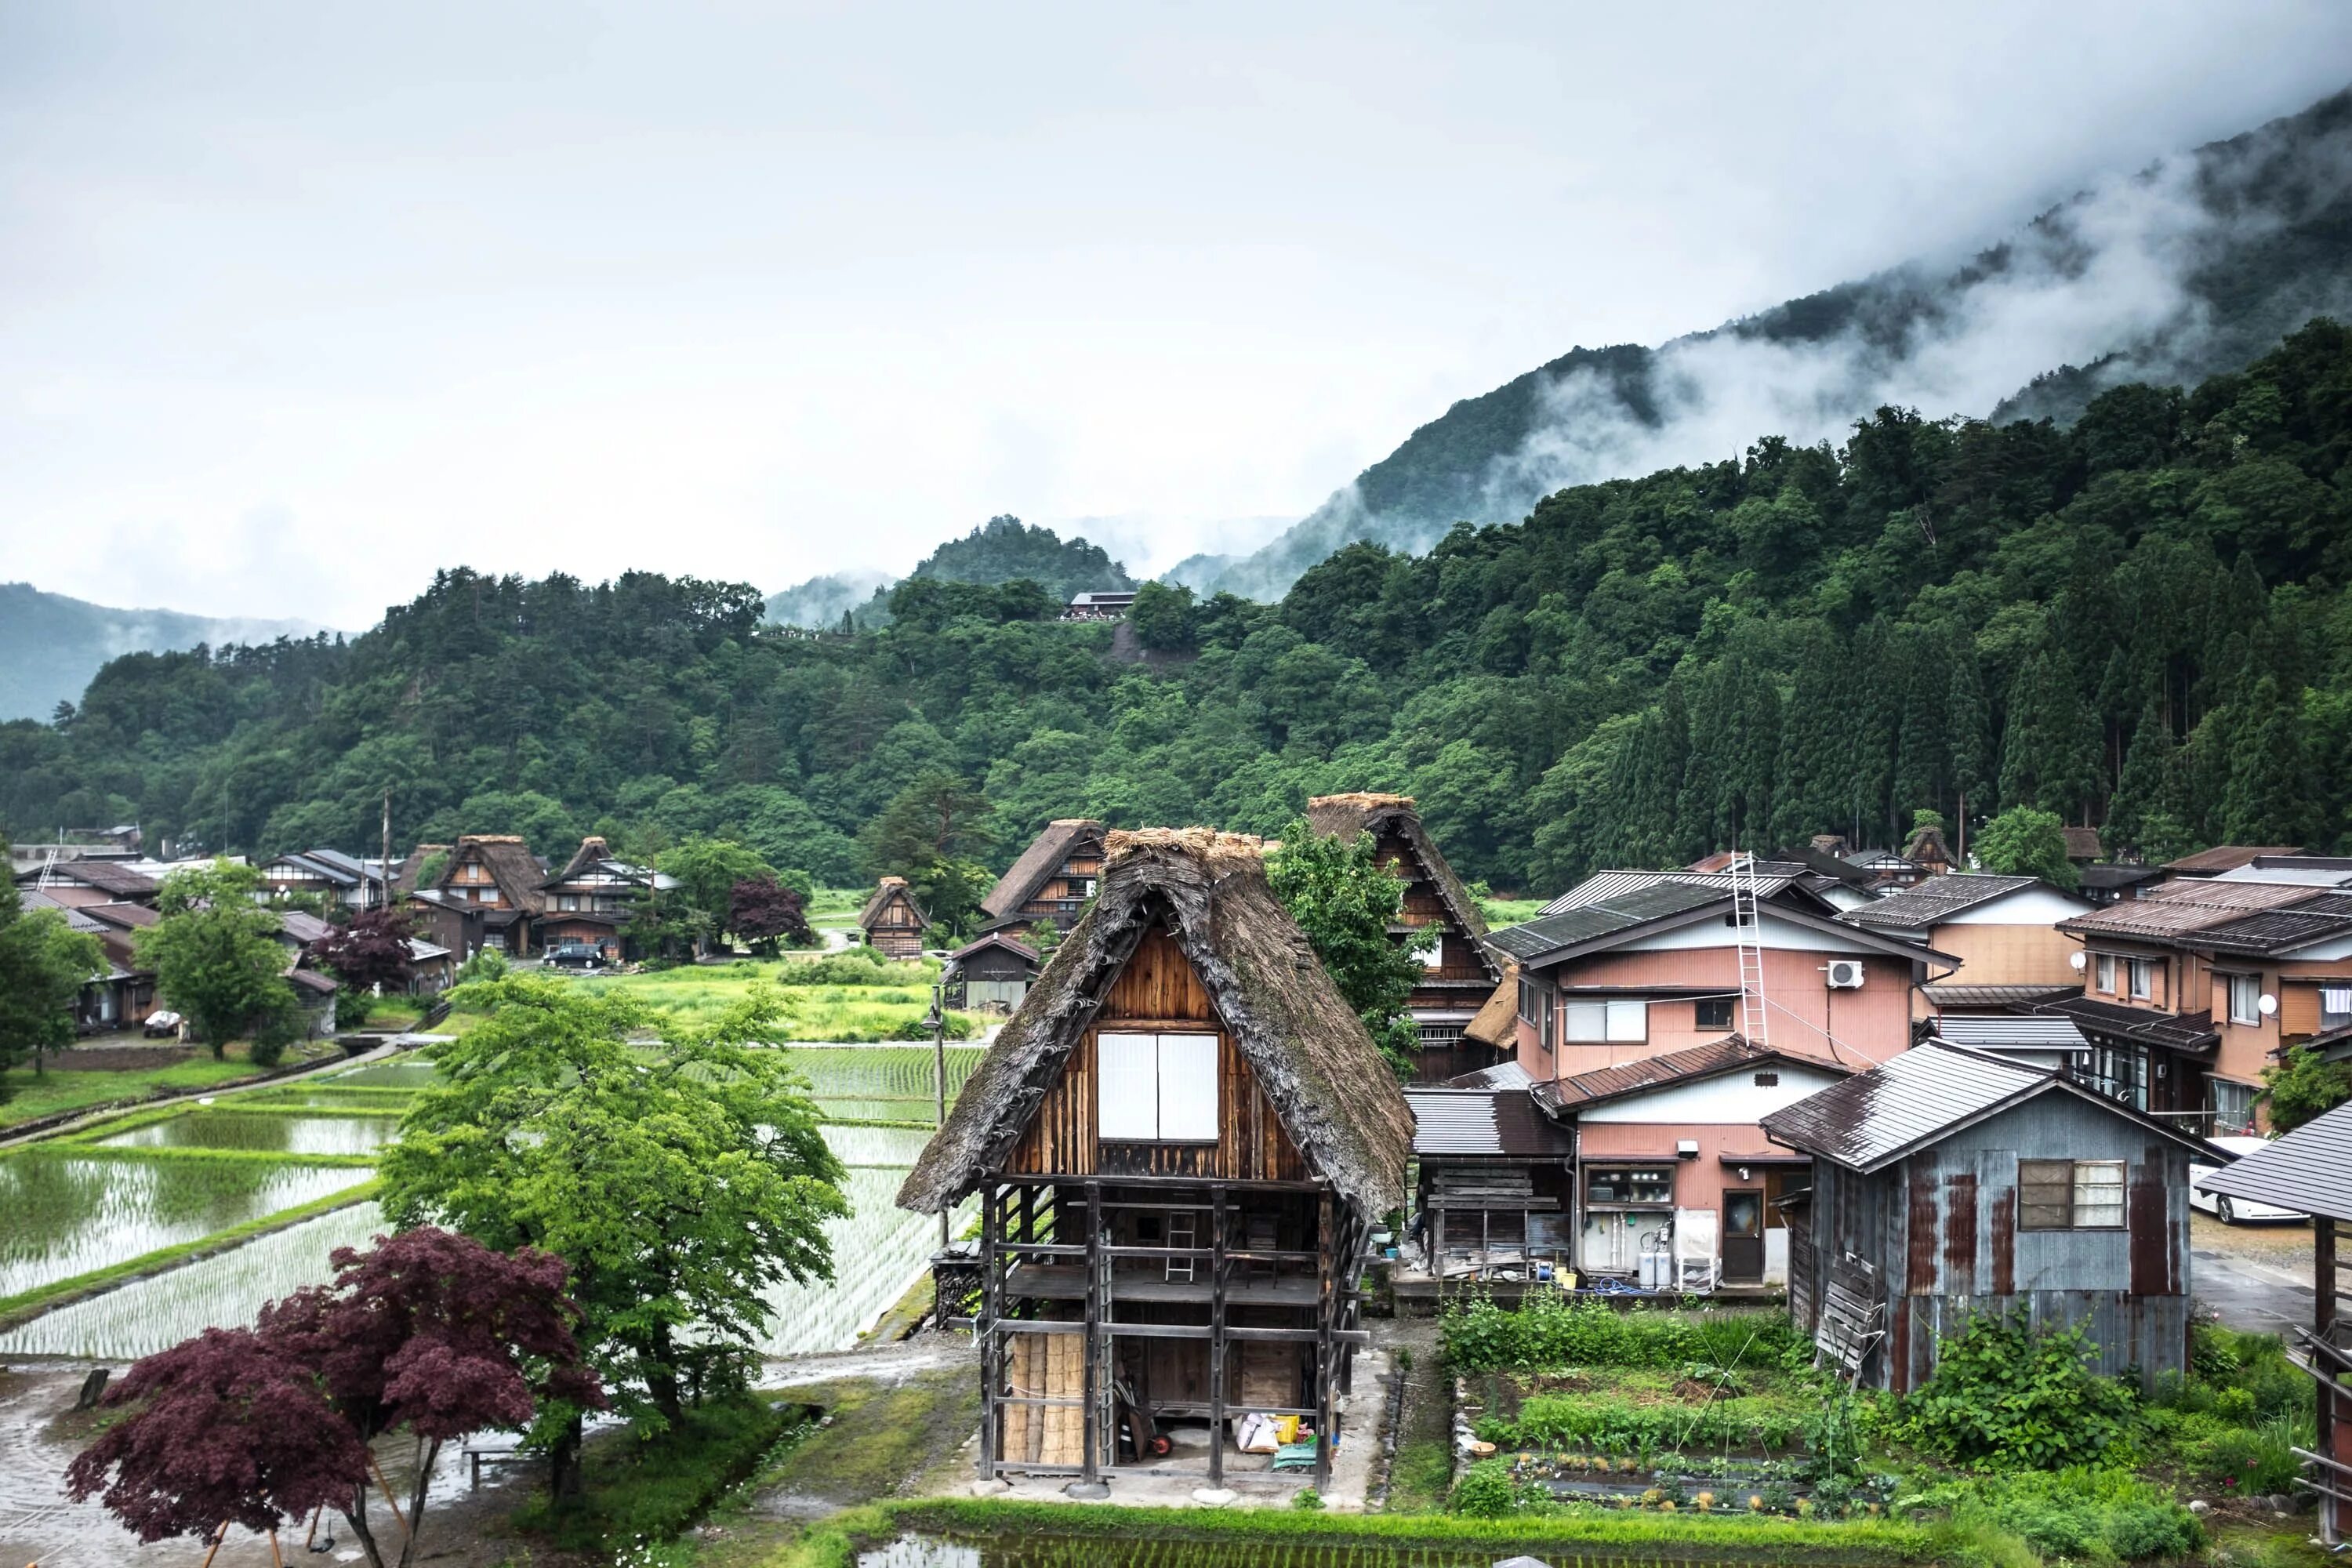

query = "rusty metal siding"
(1803, 1097), (2193, 1391)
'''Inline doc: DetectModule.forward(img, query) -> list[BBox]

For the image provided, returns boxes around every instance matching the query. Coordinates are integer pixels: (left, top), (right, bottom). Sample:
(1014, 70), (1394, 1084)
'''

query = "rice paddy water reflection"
(96, 1111), (398, 1156)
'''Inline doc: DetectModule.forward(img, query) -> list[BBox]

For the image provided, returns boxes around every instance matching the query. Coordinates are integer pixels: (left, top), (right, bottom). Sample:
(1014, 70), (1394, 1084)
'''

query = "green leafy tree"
(0, 837), (107, 1087)
(860, 771), (999, 938)
(657, 837), (778, 950)
(2263, 1047), (2351, 1134)
(1267, 818), (1422, 1078)
(1129, 580), (1198, 652)
(379, 975), (846, 1493)
(134, 860), (301, 1058)
(1972, 806), (2078, 890)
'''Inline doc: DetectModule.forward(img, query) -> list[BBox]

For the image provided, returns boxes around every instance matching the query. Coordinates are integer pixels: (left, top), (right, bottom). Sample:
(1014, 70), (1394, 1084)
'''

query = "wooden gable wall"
(1010, 924), (1309, 1182)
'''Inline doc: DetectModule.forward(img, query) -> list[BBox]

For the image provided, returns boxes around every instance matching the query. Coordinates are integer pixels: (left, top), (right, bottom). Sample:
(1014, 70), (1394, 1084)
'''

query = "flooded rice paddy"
(0, 1156), (372, 1300)
(96, 1110), (398, 1156)
(856, 1537), (1805, 1567)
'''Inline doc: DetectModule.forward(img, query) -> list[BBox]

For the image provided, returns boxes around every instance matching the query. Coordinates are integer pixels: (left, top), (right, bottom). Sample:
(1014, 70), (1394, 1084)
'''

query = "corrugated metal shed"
(1764, 1041), (2217, 1174)
(1845, 874), (2038, 931)
(1405, 1088), (1576, 1158)
(2198, 1103), (2352, 1220)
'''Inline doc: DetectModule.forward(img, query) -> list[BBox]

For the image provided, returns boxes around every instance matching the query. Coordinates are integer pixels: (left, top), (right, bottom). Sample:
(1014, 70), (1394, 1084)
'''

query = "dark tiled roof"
(980, 819), (1105, 922)
(16, 859), (158, 897)
(2081, 863), (2166, 891)
(1530, 1035), (1848, 1115)
(949, 930), (1042, 964)
(2199, 1104), (2352, 1221)
(1845, 873), (2039, 931)
(286, 967), (339, 996)
(2166, 844), (2302, 875)
(2038, 995), (2219, 1054)
(2192, 908), (2352, 956)
(77, 900), (159, 931)
(1762, 1040), (2216, 1174)
(1492, 880), (1726, 960)
(2059, 879), (2313, 938)
(276, 909), (336, 945)
(1406, 1087), (1577, 1158)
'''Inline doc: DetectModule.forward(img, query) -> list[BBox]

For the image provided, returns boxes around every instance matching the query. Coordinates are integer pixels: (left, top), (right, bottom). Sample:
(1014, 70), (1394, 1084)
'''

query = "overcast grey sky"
(4, 3), (2350, 626)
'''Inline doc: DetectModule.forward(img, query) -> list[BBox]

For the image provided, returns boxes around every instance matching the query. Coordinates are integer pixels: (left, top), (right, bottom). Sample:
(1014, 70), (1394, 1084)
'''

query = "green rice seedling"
(95, 1109), (399, 1157)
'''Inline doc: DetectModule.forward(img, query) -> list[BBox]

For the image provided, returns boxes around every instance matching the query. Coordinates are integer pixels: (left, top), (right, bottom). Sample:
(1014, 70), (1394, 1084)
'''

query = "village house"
(12, 856), (159, 909)
(1305, 793), (1502, 1082)
(536, 835), (672, 962)
(401, 887), (488, 963)
(2050, 864), (2352, 1134)
(1843, 873), (2095, 1021)
(946, 929), (1044, 1012)
(2193, 1107), (2352, 1543)
(859, 875), (929, 958)
(254, 848), (389, 909)
(21, 889), (160, 1033)
(981, 819), (1109, 934)
(424, 834), (549, 956)
(1465, 864), (1953, 1288)
(899, 829), (1412, 1494)
(1765, 1041), (2214, 1393)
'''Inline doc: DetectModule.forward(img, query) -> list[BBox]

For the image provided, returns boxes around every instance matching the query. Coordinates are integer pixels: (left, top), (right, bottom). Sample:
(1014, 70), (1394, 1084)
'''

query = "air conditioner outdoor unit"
(1825, 960), (1866, 989)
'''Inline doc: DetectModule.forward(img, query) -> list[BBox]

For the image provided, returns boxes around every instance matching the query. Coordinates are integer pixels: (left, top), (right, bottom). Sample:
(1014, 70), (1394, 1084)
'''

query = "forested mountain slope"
(1187, 85), (2352, 600)
(5, 321), (2349, 898)
(764, 514), (1134, 630)
(0, 583), (325, 724)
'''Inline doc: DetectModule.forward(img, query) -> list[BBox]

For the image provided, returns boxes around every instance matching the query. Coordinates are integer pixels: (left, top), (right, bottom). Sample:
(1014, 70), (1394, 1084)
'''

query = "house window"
(2019, 1159), (2127, 1230)
(1753, 1072), (1780, 1087)
(2227, 974), (2262, 1027)
(2094, 954), (2116, 994)
(1096, 1032), (1219, 1142)
(2212, 1079), (2258, 1135)
(1584, 1166), (1673, 1206)
(1695, 997), (1734, 1030)
(1563, 999), (1646, 1044)
(2324, 985), (2352, 1032)
(559, 895), (579, 912)
(2127, 959), (2154, 1001)
(1407, 927), (1444, 971)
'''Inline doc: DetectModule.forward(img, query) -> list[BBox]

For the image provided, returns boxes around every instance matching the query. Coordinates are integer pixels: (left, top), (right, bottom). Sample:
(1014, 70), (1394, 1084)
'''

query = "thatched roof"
(1304, 793), (1492, 953)
(445, 835), (548, 913)
(898, 828), (1415, 1218)
(1463, 961), (1519, 1049)
(981, 818), (1105, 923)
(858, 874), (927, 928)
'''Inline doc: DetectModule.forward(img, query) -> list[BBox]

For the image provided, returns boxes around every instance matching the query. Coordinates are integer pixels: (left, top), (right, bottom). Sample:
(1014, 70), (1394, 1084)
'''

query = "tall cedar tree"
(1267, 818), (1423, 1079)
(379, 976), (844, 1492)
(0, 835), (106, 1086)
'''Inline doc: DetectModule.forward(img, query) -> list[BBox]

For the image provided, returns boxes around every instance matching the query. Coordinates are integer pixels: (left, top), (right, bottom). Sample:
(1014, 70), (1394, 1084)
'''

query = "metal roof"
(1539, 866), (1811, 917)
(1490, 880), (1725, 960)
(2190, 908), (2352, 956)
(1443, 1060), (1532, 1091)
(1922, 982), (2082, 1008)
(1928, 1014), (2091, 1054)
(2197, 1102), (2352, 1221)
(2165, 845), (2303, 874)
(2080, 863), (2166, 891)
(1762, 1041), (2216, 1174)
(2038, 995), (2219, 1054)
(1405, 1088), (1577, 1159)
(1530, 1035), (1848, 1114)
(2059, 879), (2314, 939)
(1844, 873), (2041, 931)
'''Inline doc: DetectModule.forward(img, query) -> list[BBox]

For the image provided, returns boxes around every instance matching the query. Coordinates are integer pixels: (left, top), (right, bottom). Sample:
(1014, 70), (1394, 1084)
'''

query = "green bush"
(2187, 1415), (2308, 1496)
(1447, 1458), (1519, 1517)
(1895, 1310), (2140, 1468)
(521, 1395), (793, 1550)
(1439, 1291), (1799, 1373)
(1490, 1392), (1806, 1454)
(1904, 1468), (2200, 1563)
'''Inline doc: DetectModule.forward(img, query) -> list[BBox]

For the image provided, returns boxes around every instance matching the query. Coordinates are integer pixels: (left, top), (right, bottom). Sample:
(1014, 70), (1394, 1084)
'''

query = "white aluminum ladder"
(1730, 850), (1770, 1047)
(1166, 1210), (1196, 1283)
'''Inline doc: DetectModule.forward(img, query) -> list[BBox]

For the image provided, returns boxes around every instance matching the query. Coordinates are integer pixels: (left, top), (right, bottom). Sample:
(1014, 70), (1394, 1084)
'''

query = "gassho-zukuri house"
(898, 828), (1414, 1494)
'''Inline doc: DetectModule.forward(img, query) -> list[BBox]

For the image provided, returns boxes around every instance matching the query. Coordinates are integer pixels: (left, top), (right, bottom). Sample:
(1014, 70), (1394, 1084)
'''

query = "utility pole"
(380, 789), (393, 911)
(930, 973), (951, 1250)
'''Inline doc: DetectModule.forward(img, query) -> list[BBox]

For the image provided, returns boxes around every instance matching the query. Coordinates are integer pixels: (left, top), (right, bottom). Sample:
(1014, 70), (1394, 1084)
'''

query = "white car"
(2190, 1134), (2309, 1225)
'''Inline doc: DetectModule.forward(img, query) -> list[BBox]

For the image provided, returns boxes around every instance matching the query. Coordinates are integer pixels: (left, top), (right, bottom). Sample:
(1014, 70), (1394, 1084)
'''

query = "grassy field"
(0, 1044), (318, 1131)
(808, 886), (865, 934)
(1478, 895), (1546, 927)
(573, 956), (985, 1042)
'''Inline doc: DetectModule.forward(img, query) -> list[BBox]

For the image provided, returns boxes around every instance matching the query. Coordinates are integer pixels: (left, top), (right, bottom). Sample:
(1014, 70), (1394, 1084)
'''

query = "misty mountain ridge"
(765, 514), (1135, 629)
(0, 583), (330, 723)
(1189, 82), (2352, 599)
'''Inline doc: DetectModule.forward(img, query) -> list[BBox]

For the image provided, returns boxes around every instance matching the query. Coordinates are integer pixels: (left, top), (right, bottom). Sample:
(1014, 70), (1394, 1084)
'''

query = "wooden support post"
(2322, 1216), (2341, 1544)
(1315, 1188), (1335, 1492)
(1081, 1180), (1103, 1486)
(1209, 1185), (1229, 1488)
(978, 1181), (1001, 1479)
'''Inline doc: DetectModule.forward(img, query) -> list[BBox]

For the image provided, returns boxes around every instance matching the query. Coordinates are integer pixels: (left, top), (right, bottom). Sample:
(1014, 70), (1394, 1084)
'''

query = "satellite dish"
(2259, 993), (2278, 1016)
(2069, 951), (2088, 971)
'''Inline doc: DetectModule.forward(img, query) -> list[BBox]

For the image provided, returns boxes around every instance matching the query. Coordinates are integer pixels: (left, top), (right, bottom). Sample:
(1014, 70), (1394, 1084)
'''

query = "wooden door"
(1722, 1189), (1766, 1283)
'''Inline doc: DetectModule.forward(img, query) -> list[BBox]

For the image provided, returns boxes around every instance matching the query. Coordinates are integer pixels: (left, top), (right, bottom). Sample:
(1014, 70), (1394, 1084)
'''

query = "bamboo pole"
(367, 1451), (411, 1537)
(198, 1522), (228, 1568)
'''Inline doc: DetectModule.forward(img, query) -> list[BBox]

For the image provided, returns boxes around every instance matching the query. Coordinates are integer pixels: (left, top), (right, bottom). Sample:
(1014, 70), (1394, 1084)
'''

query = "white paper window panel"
(1157, 1033), (1221, 1142)
(1563, 1001), (1608, 1042)
(1605, 1000), (1646, 1042)
(1097, 1033), (1162, 1141)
